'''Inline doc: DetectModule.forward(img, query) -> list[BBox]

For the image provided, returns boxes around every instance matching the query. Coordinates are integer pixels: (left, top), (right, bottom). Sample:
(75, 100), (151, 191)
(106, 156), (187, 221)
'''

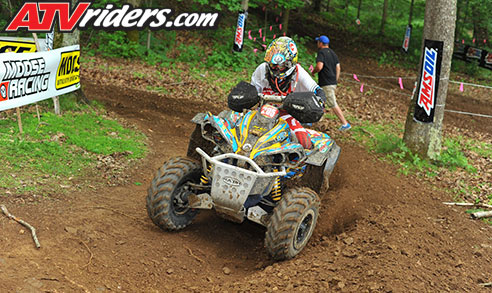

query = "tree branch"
(1, 205), (40, 248)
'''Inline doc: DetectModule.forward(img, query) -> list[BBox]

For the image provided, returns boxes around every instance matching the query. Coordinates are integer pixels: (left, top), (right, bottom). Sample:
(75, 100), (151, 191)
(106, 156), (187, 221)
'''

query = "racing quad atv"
(146, 81), (341, 260)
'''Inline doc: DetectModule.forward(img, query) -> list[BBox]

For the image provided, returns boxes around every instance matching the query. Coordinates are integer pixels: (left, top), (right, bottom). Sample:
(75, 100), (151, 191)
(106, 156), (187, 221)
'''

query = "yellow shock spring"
(271, 168), (282, 201)
(200, 164), (212, 184)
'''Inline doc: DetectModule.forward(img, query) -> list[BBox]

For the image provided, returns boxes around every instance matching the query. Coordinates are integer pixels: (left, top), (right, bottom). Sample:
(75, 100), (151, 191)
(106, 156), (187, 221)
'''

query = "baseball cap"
(315, 35), (330, 44)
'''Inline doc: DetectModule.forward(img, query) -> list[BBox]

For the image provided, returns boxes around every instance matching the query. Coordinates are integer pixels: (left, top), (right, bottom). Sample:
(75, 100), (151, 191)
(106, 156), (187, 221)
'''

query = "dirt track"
(1, 77), (491, 292)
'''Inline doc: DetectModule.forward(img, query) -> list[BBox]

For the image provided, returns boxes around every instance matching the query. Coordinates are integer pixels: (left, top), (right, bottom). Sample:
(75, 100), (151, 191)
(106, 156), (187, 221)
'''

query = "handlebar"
(258, 93), (285, 103)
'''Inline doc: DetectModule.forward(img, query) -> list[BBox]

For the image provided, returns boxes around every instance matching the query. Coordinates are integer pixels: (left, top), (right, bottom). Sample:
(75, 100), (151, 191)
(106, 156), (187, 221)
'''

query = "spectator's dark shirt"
(316, 48), (339, 86)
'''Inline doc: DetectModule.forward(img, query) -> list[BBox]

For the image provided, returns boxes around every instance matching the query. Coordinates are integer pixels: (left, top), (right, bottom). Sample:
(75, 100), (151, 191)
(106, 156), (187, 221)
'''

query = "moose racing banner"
(0, 45), (80, 111)
(0, 36), (47, 53)
(413, 39), (443, 123)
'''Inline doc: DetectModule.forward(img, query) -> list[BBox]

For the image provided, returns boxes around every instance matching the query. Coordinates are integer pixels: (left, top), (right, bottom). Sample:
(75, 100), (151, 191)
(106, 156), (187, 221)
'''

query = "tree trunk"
(5, 0), (13, 17)
(313, 0), (322, 12)
(264, 5), (268, 35)
(408, 0), (415, 25)
(282, 9), (290, 35)
(462, 0), (470, 36)
(357, 0), (362, 19)
(402, 0), (457, 160)
(344, 0), (350, 24)
(126, 0), (142, 44)
(56, 0), (89, 105)
(454, 0), (462, 40)
(471, 1), (488, 42)
(380, 0), (389, 35)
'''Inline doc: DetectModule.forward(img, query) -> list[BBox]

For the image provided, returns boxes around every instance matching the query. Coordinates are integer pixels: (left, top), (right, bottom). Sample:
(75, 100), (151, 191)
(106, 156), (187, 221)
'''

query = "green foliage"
(437, 139), (477, 173)
(349, 120), (477, 177)
(451, 60), (492, 82)
(463, 139), (492, 159)
(181, 0), (240, 11)
(276, 0), (305, 10)
(174, 44), (205, 64)
(86, 31), (140, 58)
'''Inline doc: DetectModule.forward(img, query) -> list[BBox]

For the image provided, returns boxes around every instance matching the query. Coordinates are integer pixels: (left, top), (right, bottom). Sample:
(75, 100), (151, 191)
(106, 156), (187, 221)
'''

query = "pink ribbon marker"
(353, 74), (360, 82)
(283, 32), (286, 36)
(279, 24), (282, 30)
(248, 30), (252, 40)
(254, 37), (256, 41)
(462, 39), (464, 44)
(270, 26), (272, 31)
(263, 36), (266, 42)
(259, 28), (262, 38)
(360, 83), (364, 93)
(399, 77), (404, 89)
(309, 65), (314, 72)
(262, 44), (267, 49)
(273, 34), (276, 39)
(473, 38), (475, 43)
(484, 39), (487, 44)
(459, 83), (464, 92)
(276, 17), (279, 23)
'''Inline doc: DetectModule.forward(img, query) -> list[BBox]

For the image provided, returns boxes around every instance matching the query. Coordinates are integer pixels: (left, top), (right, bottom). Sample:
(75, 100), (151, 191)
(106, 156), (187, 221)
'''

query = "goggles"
(269, 63), (289, 77)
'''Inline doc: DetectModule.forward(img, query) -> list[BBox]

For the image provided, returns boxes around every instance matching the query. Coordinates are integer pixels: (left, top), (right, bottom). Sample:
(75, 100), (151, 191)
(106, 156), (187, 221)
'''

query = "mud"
(0, 77), (491, 292)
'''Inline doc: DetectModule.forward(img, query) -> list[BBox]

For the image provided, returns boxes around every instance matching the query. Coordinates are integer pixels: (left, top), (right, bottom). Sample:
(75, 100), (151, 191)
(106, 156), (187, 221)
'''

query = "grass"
(349, 119), (478, 176)
(329, 114), (487, 201)
(0, 97), (147, 196)
(333, 115), (492, 224)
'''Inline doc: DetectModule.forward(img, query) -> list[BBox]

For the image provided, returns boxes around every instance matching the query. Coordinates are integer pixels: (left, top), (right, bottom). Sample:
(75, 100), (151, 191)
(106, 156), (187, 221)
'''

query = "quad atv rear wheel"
(265, 187), (320, 260)
(146, 157), (202, 230)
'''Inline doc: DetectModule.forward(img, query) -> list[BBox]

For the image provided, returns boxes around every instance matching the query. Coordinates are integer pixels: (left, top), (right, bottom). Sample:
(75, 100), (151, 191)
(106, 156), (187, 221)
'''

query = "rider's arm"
(314, 87), (326, 104)
(296, 65), (326, 108)
(251, 63), (268, 93)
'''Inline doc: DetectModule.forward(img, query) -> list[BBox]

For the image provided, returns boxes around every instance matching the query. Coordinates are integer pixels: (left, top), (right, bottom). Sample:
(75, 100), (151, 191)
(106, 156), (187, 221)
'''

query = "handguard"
(283, 92), (324, 123)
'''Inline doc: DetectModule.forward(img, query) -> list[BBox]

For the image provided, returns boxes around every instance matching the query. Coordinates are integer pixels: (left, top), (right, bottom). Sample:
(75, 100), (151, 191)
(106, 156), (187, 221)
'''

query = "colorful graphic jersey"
(250, 63), (320, 149)
(251, 63), (319, 95)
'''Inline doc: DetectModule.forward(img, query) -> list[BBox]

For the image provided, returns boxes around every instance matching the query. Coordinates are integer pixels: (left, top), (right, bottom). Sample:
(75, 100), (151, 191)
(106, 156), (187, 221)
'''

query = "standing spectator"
(311, 35), (351, 130)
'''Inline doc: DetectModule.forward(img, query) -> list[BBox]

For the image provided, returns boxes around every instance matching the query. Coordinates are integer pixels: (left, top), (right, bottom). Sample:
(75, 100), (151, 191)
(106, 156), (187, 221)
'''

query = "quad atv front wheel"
(265, 187), (320, 260)
(146, 157), (202, 230)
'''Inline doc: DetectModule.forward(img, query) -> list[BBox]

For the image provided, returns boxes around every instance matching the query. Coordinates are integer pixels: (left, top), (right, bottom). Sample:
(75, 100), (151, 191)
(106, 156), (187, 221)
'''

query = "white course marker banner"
(0, 45), (80, 111)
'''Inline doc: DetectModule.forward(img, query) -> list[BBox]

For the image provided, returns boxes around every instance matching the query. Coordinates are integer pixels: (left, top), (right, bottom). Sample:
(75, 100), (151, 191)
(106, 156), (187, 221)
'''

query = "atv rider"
(251, 36), (326, 150)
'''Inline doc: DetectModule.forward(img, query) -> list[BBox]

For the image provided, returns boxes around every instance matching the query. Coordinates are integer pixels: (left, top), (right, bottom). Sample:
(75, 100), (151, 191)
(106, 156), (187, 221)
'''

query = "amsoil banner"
(402, 25), (412, 53)
(453, 42), (492, 71)
(0, 36), (47, 53)
(0, 45), (80, 111)
(414, 39), (443, 123)
(232, 10), (247, 52)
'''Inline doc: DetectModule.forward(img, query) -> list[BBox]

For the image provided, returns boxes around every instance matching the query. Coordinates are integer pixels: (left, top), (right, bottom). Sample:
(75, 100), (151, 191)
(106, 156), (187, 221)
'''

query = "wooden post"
(16, 107), (23, 134)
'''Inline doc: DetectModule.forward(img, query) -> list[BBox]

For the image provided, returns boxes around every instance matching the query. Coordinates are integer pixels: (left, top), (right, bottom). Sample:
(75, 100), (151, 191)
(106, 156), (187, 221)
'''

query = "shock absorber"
(271, 168), (282, 202)
(200, 164), (212, 185)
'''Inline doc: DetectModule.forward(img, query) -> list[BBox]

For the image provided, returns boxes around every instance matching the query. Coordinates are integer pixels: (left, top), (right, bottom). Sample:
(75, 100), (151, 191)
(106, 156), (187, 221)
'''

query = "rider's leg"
(280, 112), (312, 149)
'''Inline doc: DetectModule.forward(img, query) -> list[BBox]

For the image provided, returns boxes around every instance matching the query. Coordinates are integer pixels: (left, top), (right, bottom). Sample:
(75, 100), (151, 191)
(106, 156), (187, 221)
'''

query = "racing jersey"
(250, 62), (319, 149)
(251, 63), (319, 95)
